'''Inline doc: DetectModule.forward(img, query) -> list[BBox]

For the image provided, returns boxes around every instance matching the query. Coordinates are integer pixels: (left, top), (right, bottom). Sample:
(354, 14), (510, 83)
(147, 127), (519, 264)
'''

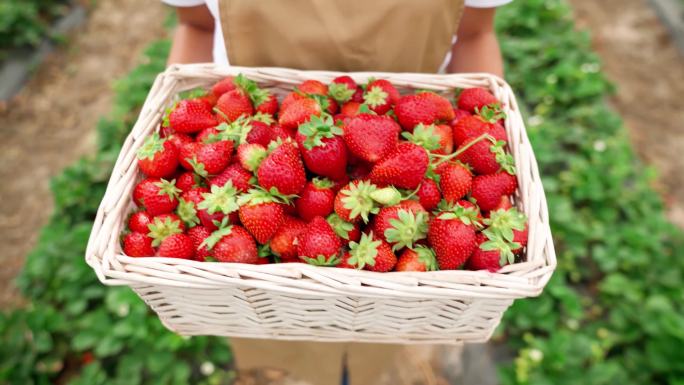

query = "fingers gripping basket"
(85, 64), (556, 344)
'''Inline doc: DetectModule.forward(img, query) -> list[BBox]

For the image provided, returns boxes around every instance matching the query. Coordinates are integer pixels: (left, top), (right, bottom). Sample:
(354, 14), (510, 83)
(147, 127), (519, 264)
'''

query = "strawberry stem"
(432, 133), (493, 166)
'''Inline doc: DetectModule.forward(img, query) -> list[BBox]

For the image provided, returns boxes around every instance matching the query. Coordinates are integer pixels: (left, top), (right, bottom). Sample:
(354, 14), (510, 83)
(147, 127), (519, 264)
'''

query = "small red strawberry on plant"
(137, 133), (179, 178)
(296, 114), (348, 180)
(165, 99), (218, 134)
(363, 79), (399, 115)
(295, 178), (335, 222)
(457, 87), (499, 113)
(134, 178), (180, 216)
(123, 232), (155, 257)
(395, 245), (438, 272)
(369, 142), (429, 190)
(297, 216), (342, 266)
(346, 232), (397, 272)
(343, 113), (400, 163)
(257, 140), (306, 195)
(326, 213), (361, 246)
(200, 221), (259, 263)
(237, 188), (290, 244)
(269, 216), (307, 261)
(128, 211), (153, 234)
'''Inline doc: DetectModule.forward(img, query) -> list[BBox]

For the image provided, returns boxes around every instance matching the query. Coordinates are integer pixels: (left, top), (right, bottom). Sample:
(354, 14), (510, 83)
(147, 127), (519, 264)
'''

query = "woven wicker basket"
(85, 64), (556, 344)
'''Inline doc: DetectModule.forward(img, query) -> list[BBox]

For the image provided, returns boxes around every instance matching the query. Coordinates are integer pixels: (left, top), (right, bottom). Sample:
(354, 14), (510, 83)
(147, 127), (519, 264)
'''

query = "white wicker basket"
(85, 64), (556, 345)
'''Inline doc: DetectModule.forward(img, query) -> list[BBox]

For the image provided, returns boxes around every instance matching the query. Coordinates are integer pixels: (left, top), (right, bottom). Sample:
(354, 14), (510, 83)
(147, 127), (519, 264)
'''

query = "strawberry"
(337, 252), (358, 269)
(438, 162), (472, 203)
(176, 171), (201, 192)
(271, 123), (295, 140)
(395, 92), (454, 131)
(333, 180), (379, 223)
(278, 97), (322, 132)
(196, 126), (221, 143)
(470, 208), (527, 271)
(128, 211), (153, 233)
(346, 232), (397, 272)
(269, 216), (307, 261)
(212, 76), (236, 98)
(363, 79), (399, 115)
(299, 80), (328, 95)
(343, 114), (400, 163)
(402, 123), (453, 155)
(209, 163), (253, 192)
(457, 87), (498, 113)
(329, 76), (358, 104)
(134, 178), (180, 216)
(238, 188), (287, 244)
(257, 141), (306, 195)
(471, 172), (518, 211)
(147, 213), (185, 247)
(372, 200), (428, 250)
(297, 216), (342, 266)
(245, 120), (274, 146)
(136, 133), (179, 178)
(416, 178), (441, 211)
(157, 234), (194, 259)
(452, 107), (507, 146)
(280, 91), (304, 113)
(427, 213), (477, 269)
(178, 142), (201, 170)
(216, 89), (254, 123)
(456, 136), (515, 175)
(123, 232), (155, 257)
(295, 178), (335, 221)
(296, 115), (348, 180)
(166, 99), (218, 134)
(187, 225), (212, 261)
(202, 224), (259, 263)
(196, 183), (240, 230)
(340, 101), (361, 117)
(184, 140), (233, 177)
(490, 195), (513, 212)
(255, 93), (279, 116)
(326, 213), (361, 246)
(176, 187), (209, 228)
(165, 132), (193, 150)
(466, 233), (501, 272)
(369, 142), (429, 189)
(395, 246), (438, 272)
(237, 143), (267, 172)
(450, 108), (471, 127)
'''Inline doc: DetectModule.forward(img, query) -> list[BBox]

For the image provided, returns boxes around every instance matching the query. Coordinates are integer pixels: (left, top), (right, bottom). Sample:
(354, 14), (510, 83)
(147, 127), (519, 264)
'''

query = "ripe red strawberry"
(326, 213), (361, 246)
(369, 142), (429, 189)
(238, 189), (287, 244)
(363, 79), (399, 115)
(167, 99), (218, 134)
(340, 101), (361, 117)
(402, 123), (453, 155)
(296, 178), (335, 221)
(134, 178), (180, 216)
(209, 163), (253, 192)
(123, 232), (155, 257)
(297, 216), (342, 266)
(203, 225), (259, 263)
(395, 92), (455, 131)
(255, 93), (279, 116)
(153, 212), (186, 232)
(269, 216), (307, 261)
(450, 108), (471, 127)
(296, 115), (348, 180)
(299, 79), (328, 95)
(196, 126), (221, 143)
(278, 97), (322, 132)
(343, 114), (400, 163)
(333, 180), (379, 223)
(457, 87), (498, 113)
(466, 233), (501, 272)
(147, 213), (185, 247)
(452, 108), (507, 146)
(514, 223), (528, 250)
(197, 92), (218, 109)
(471, 172), (518, 211)
(212, 76), (236, 97)
(455, 136), (510, 175)
(187, 225), (212, 261)
(372, 200), (428, 249)
(176, 186), (209, 228)
(428, 213), (477, 269)
(395, 246), (438, 272)
(165, 132), (193, 150)
(469, 206), (527, 270)
(245, 120), (274, 146)
(329, 76), (358, 104)
(257, 141), (306, 195)
(175, 171), (201, 192)
(194, 181), (240, 229)
(416, 179), (441, 211)
(346, 232), (397, 272)
(178, 142), (201, 170)
(128, 211), (153, 233)
(157, 233), (195, 259)
(438, 162), (472, 203)
(184, 140), (233, 177)
(216, 89), (254, 123)
(280, 91), (305, 112)
(491, 195), (513, 212)
(237, 143), (267, 172)
(136, 134), (179, 178)
(271, 123), (295, 140)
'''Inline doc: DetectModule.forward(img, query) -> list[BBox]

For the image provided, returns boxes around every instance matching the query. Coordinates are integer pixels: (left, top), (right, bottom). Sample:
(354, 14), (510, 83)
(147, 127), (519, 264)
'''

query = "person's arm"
(167, 5), (214, 65)
(447, 7), (504, 77)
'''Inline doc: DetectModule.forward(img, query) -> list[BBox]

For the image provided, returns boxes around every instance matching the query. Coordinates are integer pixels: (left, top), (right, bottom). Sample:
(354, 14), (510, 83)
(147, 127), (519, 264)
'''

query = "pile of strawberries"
(122, 74), (528, 272)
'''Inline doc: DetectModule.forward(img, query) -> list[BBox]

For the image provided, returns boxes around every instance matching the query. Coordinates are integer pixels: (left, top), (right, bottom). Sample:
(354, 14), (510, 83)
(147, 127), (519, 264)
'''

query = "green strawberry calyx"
(297, 114), (343, 150)
(475, 104), (506, 123)
(234, 74), (270, 107)
(363, 85), (388, 108)
(208, 116), (252, 144)
(347, 232), (381, 270)
(187, 157), (208, 178)
(341, 181), (380, 223)
(402, 124), (441, 151)
(240, 144), (268, 172)
(200, 218), (233, 251)
(198, 182), (240, 215)
(489, 140), (516, 175)
(238, 186), (296, 206)
(155, 179), (181, 199)
(176, 198), (200, 228)
(483, 208), (527, 243)
(137, 133), (166, 160)
(413, 245), (438, 271)
(326, 213), (354, 240)
(480, 235), (520, 267)
(385, 209), (428, 251)
(301, 254), (341, 267)
(147, 216), (183, 247)
(435, 200), (483, 229)
(251, 112), (275, 125)
(328, 82), (355, 104)
(312, 177), (334, 190)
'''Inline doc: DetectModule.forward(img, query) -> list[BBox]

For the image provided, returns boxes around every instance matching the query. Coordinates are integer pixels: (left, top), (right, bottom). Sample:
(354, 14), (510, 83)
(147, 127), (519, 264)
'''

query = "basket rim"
(85, 63), (557, 300)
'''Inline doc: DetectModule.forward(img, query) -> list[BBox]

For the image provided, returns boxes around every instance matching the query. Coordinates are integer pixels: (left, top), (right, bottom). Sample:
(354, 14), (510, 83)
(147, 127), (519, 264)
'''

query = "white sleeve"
(161, 0), (206, 7)
(464, 0), (512, 8)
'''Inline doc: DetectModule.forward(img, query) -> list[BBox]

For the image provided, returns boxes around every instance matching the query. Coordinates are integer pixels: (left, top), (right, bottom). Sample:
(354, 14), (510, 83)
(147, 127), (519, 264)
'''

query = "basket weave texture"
(85, 64), (556, 344)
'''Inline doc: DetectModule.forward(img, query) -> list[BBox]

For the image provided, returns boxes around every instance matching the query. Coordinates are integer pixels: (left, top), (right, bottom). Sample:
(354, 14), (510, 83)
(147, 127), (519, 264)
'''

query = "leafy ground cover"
(1, 0), (683, 384)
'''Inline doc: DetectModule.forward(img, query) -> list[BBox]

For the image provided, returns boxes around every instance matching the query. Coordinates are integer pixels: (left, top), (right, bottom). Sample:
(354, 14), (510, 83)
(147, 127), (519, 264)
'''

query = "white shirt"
(163, 0), (512, 68)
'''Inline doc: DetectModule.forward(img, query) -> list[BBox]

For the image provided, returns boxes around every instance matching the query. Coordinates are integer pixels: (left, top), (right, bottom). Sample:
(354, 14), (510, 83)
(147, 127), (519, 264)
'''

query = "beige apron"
(219, 0), (465, 72)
